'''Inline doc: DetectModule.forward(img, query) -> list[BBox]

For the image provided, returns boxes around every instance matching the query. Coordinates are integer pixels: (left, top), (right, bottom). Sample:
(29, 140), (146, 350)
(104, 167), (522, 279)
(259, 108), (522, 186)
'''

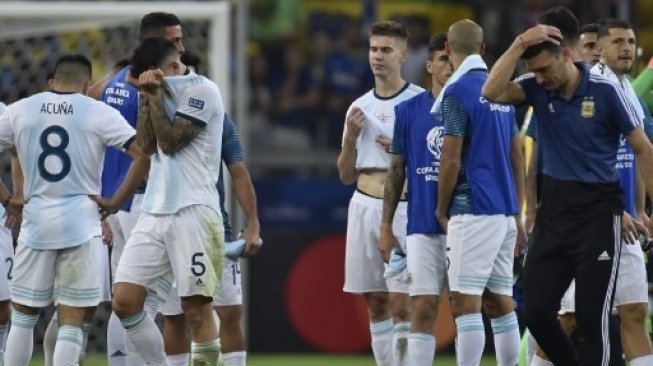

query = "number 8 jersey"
(0, 91), (136, 250)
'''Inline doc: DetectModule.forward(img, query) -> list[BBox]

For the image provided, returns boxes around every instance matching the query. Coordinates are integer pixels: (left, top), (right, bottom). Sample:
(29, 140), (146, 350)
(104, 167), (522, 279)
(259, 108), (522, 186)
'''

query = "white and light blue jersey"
(343, 83), (423, 170)
(142, 71), (224, 215)
(0, 102), (5, 220)
(0, 91), (136, 250)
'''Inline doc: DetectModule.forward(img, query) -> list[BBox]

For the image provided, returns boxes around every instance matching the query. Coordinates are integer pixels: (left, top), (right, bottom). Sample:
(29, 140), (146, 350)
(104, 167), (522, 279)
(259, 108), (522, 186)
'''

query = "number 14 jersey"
(0, 91), (136, 250)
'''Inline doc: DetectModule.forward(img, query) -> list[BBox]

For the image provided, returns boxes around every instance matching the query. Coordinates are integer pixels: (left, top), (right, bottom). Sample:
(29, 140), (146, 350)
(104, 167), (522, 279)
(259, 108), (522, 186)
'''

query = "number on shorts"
(5, 258), (12, 280)
(38, 125), (71, 182)
(191, 252), (206, 276)
(231, 262), (241, 285)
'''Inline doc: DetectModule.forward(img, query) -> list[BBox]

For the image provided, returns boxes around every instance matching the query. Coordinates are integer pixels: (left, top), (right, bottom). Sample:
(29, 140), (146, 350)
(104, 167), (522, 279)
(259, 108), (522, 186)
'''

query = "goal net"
(0, 1), (230, 107)
(0, 0), (231, 352)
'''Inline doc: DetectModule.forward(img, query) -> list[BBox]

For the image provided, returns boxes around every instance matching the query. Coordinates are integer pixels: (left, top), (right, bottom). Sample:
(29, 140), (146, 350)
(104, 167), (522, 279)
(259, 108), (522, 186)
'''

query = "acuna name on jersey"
(40, 102), (73, 115)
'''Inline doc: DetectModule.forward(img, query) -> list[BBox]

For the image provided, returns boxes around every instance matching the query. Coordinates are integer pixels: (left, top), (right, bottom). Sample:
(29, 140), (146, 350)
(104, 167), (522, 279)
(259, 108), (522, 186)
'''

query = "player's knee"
(363, 292), (390, 320)
(112, 295), (139, 319)
(482, 293), (514, 318)
(619, 303), (648, 327)
(181, 295), (212, 329)
(215, 305), (242, 325)
(410, 296), (437, 328)
(389, 293), (410, 322)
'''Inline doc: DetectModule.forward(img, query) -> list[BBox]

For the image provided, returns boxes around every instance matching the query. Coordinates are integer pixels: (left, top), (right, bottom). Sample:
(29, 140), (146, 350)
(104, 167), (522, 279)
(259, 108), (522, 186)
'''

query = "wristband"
(2, 194), (11, 208)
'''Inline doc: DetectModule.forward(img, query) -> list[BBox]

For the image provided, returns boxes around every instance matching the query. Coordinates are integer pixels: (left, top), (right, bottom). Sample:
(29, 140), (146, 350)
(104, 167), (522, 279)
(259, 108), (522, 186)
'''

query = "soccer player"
(482, 11), (653, 366)
(95, 37), (225, 366)
(0, 55), (148, 366)
(0, 101), (12, 365)
(434, 20), (525, 365)
(159, 52), (261, 366)
(577, 23), (601, 67)
(337, 20), (422, 366)
(379, 33), (451, 365)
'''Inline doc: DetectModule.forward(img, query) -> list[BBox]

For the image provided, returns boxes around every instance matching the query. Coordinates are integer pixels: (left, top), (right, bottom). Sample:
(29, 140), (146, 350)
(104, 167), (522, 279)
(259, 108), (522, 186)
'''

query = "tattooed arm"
(136, 94), (157, 155)
(147, 90), (202, 155)
(378, 154), (406, 262)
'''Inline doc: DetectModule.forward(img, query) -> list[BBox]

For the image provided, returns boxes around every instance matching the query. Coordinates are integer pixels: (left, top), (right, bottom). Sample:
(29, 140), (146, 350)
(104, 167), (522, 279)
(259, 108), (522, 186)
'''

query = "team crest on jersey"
(427, 126), (445, 160)
(581, 97), (595, 118)
(188, 97), (205, 110)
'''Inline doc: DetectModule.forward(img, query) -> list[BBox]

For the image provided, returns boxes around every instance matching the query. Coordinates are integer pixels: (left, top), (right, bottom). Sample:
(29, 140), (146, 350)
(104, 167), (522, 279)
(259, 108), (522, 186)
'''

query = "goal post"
(0, 1), (231, 108)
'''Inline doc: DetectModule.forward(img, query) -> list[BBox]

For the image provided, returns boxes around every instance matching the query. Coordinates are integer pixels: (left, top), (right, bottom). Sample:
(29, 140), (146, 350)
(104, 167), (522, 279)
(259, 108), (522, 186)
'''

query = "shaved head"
(448, 19), (483, 55)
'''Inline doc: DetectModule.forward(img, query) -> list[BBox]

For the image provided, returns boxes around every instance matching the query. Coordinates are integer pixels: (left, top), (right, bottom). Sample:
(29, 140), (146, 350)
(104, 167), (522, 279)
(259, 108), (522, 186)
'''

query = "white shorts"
(160, 257), (243, 316)
(0, 218), (13, 301)
(115, 205), (224, 299)
(95, 239), (111, 302)
(108, 194), (143, 278)
(447, 214), (516, 296)
(406, 234), (447, 296)
(559, 280), (576, 315)
(614, 240), (647, 306)
(343, 191), (408, 294)
(11, 238), (101, 308)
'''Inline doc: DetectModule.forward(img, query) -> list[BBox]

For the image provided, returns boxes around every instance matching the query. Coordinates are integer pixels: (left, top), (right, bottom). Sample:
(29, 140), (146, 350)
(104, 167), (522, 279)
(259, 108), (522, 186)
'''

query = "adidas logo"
(110, 350), (127, 358)
(598, 251), (611, 261)
(195, 278), (204, 287)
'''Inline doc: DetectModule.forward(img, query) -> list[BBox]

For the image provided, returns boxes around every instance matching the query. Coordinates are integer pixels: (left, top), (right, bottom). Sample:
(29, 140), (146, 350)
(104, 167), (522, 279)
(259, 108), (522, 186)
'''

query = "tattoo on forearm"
(148, 92), (201, 154)
(382, 155), (406, 224)
(136, 94), (157, 155)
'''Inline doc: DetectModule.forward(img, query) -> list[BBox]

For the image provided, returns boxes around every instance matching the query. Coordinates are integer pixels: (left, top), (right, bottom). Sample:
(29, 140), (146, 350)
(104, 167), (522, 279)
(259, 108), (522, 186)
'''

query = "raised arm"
(482, 25), (562, 104)
(136, 93), (157, 155)
(337, 107), (364, 185)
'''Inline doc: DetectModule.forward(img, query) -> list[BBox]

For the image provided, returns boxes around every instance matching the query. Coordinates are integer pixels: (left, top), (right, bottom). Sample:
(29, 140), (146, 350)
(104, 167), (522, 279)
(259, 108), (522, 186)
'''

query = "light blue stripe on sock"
(120, 311), (146, 330)
(58, 325), (83, 346)
(409, 332), (435, 342)
(394, 321), (411, 332)
(456, 313), (484, 333)
(11, 309), (39, 329)
(490, 312), (518, 334)
(370, 318), (394, 335)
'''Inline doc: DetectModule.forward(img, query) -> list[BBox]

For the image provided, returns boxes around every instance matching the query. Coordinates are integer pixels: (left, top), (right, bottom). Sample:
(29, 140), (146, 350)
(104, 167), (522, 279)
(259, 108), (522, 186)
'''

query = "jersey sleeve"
(221, 114), (245, 166)
(0, 106), (14, 150)
(607, 84), (640, 136)
(443, 94), (469, 137)
(515, 74), (536, 105)
(175, 82), (222, 128)
(99, 106), (137, 151)
(389, 103), (406, 155)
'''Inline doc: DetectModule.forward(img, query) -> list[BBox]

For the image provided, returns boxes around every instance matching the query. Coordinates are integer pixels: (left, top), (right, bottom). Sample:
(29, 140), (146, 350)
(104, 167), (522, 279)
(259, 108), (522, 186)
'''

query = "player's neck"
(558, 63), (582, 100)
(431, 81), (444, 99)
(374, 73), (406, 98)
(50, 82), (83, 94)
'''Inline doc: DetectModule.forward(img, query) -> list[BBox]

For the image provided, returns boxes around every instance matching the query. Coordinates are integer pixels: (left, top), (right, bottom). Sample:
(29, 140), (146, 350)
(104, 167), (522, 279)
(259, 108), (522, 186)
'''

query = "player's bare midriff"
(357, 169), (407, 200)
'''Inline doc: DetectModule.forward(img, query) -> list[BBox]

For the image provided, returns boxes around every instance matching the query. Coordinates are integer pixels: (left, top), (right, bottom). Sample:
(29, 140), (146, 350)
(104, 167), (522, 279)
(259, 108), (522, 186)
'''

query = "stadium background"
(1, 0), (653, 363)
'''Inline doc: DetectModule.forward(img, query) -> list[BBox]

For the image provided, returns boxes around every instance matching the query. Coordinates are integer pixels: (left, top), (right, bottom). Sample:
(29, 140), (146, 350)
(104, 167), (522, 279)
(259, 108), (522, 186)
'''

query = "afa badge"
(581, 97), (595, 118)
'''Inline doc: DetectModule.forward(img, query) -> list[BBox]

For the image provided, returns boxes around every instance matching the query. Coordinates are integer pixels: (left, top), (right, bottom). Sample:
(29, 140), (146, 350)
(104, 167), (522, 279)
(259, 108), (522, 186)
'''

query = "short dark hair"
(180, 51), (201, 74)
(537, 6), (579, 47)
(139, 12), (181, 41)
(130, 37), (178, 78)
(580, 23), (600, 35)
(597, 18), (632, 39)
(522, 40), (562, 60)
(428, 33), (447, 55)
(369, 20), (408, 42)
(53, 54), (92, 83)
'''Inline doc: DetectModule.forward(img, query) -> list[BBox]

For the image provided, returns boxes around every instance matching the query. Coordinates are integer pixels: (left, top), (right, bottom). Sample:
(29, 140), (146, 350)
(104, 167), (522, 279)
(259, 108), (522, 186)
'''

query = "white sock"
(107, 312), (128, 366)
(191, 339), (221, 365)
(630, 355), (653, 366)
(80, 321), (92, 363)
(167, 353), (189, 366)
(370, 319), (394, 366)
(0, 322), (8, 363)
(455, 313), (485, 366)
(4, 309), (38, 366)
(393, 321), (410, 366)
(43, 312), (59, 366)
(53, 325), (83, 366)
(490, 312), (520, 366)
(222, 351), (246, 366)
(120, 311), (167, 366)
(527, 330), (537, 365)
(530, 354), (553, 366)
(407, 332), (435, 366)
